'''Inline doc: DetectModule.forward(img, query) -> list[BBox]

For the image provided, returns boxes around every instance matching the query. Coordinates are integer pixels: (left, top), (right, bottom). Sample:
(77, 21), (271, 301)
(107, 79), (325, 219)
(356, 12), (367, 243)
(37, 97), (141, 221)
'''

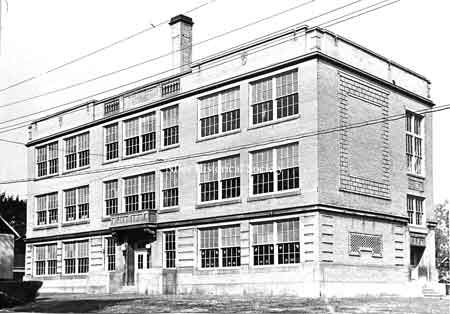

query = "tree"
(0, 192), (26, 237)
(435, 200), (449, 281)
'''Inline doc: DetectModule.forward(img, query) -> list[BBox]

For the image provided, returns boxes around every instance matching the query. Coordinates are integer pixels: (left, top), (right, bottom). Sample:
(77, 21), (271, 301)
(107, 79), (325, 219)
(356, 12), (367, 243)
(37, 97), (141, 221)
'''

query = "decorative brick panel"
(408, 176), (425, 192)
(338, 72), (391, 199)
(320, 214), (334, 262)
(393, 225), (405, 266)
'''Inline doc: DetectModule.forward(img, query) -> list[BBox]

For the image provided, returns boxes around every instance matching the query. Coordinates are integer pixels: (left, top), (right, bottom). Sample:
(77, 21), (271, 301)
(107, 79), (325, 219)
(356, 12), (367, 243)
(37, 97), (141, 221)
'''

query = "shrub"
(0, 280), (42, 308)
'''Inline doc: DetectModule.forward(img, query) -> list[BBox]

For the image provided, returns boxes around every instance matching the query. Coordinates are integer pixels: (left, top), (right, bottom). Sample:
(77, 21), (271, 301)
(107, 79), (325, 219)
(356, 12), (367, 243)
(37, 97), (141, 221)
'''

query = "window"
(162, 167), (179, 208)
(164, 231), (176, 268)
(123, 113), (157, 157)
(35, 244), (57, 276)
(407, 195), (424, 225)
(252, 219), (300, 266)
(199, 156), (240, 203)
(36, 193), (58, 225)
(199, 88), (240, 138)
(65, 133), (89, 170)
(137, 254), (144, 269)
(104, 124), (119, 161)
(162, 106), (179, 147)
(199, 226), (240, 268)
(104, 180), (118, 216)
(124, 173), (156, 212)
(106, 238), (116, 271)
(64, 240), (89, 274)
(36, 142), (59, 177)
(250, 70), (298, 125)
(406, 112), (423, 175)
(64, 186), (89, 222)
(104, 99), (120, 116)
(251, 143), (299, 195)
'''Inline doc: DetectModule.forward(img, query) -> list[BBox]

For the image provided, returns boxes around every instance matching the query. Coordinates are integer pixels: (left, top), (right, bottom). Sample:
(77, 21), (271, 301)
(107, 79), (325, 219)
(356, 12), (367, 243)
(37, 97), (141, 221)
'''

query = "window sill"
(60, 274), (88, 279)
(247, 114), (300, 131)
(160, 144), (180, 152)
(247, 190), (301, 202)
(62, 165), (90, 175)
(33, 224), (58, 231)
(122, 149), (156, 161)
(159, 207), (179, 214)
(407, 173), (426, 180)
(196, 129), (241, 143)
(101, 216), (112, 222)
(408, 224), (428, 234)
(61, 219), (90, 227)
(195, 198), (241, 209)
(34, 173), (59, 181)
(102, 158), (119, 166)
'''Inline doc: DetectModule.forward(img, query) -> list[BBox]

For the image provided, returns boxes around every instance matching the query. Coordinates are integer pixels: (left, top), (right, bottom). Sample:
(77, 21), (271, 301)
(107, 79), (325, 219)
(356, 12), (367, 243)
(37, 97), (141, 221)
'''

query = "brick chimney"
(169, 15), (193, 73)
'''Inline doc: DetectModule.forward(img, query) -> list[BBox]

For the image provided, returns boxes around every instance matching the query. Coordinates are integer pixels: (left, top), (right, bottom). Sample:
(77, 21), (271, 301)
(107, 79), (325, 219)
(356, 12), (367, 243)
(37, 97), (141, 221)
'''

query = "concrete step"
(114, 285), (137, 294)
(422, 287), (444, 298)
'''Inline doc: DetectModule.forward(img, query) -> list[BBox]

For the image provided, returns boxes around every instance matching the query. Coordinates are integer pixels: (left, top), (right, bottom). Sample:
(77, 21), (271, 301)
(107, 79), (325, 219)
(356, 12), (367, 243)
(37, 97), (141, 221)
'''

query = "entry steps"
(422, 284), (445, 298)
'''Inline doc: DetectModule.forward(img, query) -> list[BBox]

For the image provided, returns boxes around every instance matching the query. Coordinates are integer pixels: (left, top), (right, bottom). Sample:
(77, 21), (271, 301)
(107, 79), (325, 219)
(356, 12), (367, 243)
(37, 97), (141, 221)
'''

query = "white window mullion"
(218, 227), (222, 267)
(218, 160), (223, 201)
(273, 221), (278, 265)
(272, 77), (277, 119)
(218, 93), (223, 135)
(273, 148), (278, 193)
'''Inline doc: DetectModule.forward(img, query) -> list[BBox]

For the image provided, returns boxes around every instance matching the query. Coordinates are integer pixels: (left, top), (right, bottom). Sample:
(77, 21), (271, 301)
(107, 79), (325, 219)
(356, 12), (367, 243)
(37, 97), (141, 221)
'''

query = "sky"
(0, 0), (448, 204)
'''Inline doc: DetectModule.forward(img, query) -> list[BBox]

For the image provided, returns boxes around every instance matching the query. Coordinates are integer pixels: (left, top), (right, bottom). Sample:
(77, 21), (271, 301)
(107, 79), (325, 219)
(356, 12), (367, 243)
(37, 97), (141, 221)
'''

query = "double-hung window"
(406, 111), (423, 176)
(104, 180), (118, 216)
(64, 186), (89, 221)
(124, 118), (140, 156)
(36, 193), (58, 225)
(250, 70), (298, 125)
(123, 113), (157, 157)
(161, 167), (179, 208)
(164, 231), (176, 268)
(199, 225), (241, 268)
(35, 244), (57, 276)
(162, 106), (179, 147)
(199, 87), (240, 138)
(64, 240), (89, 274)
(36, 142), (59, 177)
(199, 156), (240, 203)
(407, 195), (424, 226)
(252, 219), (300, 266)
(65, 133), (89, 170)
(251, 143), (299, 195)
(124, 173), (156, 212)
(106, 238), (116, 271)
(141, 113), (157, 152)
(104, 124), (119, 161)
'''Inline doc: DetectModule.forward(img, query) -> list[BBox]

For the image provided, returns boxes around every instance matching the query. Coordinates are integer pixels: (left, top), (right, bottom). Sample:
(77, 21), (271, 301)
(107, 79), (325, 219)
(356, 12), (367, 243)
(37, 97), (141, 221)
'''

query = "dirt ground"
(1, 293), (449, 314)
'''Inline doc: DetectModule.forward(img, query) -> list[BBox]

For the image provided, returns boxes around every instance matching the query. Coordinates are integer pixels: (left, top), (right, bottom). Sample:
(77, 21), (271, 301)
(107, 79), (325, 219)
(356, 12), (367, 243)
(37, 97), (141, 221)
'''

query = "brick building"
(24, 15), (441, 296)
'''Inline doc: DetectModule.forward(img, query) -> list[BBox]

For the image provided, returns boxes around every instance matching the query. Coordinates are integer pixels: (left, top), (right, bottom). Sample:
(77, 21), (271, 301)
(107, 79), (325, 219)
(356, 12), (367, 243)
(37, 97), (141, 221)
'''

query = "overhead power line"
(0, 0), (217, 93)
(0, 0), (386, 134)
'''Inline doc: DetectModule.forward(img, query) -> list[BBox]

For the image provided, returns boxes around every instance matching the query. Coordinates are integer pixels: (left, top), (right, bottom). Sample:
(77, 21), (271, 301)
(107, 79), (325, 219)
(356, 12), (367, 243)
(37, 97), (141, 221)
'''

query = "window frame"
(161, 105), (180, 149)
(63, 186), (89, 223)
(34, 243), (58, 276)
(160, 167), (179, 209)
(407, 194), (425, 226)
(35, 141), (59, 178)
(35, 192), (59, 226)
(123, 172), (156, 213)
(163, 230), (176, 269)
(62, 239), (90, 275)
(105, 237), (117, 271)
(123, 112), (157, 158)
(405, 111), (425, 177)
(104, 179), (119, 216)
(63, 132), (90, 172)
(104, 123), (119, 162)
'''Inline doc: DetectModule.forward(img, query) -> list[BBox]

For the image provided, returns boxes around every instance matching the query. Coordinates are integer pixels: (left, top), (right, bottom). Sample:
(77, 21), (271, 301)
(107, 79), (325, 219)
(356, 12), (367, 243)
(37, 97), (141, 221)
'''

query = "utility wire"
(0, 0), (378, 132)
(0, 0), (217, 93)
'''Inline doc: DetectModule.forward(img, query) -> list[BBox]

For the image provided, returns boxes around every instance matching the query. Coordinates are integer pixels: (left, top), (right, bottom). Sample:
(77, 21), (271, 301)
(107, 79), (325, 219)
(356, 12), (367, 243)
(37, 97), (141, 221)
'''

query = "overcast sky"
(0, 0), (448, 204)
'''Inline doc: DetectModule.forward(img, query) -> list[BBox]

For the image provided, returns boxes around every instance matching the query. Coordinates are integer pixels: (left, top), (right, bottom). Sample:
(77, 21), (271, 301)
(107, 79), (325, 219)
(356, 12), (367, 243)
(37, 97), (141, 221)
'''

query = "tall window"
(162, 167), (179, 208)
(104, 124), (119, 161)
(106, 238), (116, 271)
(36, 193), (58, 225)
(65, 133), (90, 170)
(36, 142), (59, 177)
(406, 112), (423, 175)
(164, 231), (176, 268)
(104, 180), (118, 216)
(123, 113), (156, 157)
(64, 186), (89, 221)
(124, 173), (156, 212)
(199, 87), (240, 138)
(199, 225), (240, 268)
(250, 70), (298, 125)
(251, 143), (299, 195)
(162, 106), (179, 147)
(35, 244), (57, 276)
(124, 118), (139, 156)
(407, 195), (424, 225)
(252, 219), (300, 266)
(64, 240), (89, 274)
(199, 156), (240, 203)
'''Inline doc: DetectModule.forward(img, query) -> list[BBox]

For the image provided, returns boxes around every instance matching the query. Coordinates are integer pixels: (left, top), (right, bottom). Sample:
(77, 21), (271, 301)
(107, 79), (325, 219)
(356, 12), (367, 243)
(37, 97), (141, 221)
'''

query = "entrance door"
(126, 245), (135, 286)
(135, 249), (151, 284)
(410, 246), (425, 281)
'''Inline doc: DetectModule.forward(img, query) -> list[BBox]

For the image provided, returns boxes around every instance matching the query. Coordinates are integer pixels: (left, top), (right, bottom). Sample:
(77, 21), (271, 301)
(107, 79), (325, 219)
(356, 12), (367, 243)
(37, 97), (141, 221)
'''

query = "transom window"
(252, 219), (300, 266)
(64, 186), (89, 222)
(65, 133), (89, 170)
(199, 225), (240, 268)
(36, 193), (58, 225)
(124, 173), (156, 212)
(104, 180), (118, 216)
(162, 106), (179, 147)
(164, 231), (176, 268)
(123, 113), (156, 157)
(104, 124), (119, 161)
(104, 99), (120, 116)
(35, 244), (57, 276)
(251, 143), (299, 195)
(406, 111), (423, 176)
(250, 70), (298, 125)
(199, 87), (240, 138)
(161, 167), (179, 208)
(407, 195), (424, 226)
(64, 240), (89, 274)
(36, 142), (59, 177)
(199, 156), (240, 202)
